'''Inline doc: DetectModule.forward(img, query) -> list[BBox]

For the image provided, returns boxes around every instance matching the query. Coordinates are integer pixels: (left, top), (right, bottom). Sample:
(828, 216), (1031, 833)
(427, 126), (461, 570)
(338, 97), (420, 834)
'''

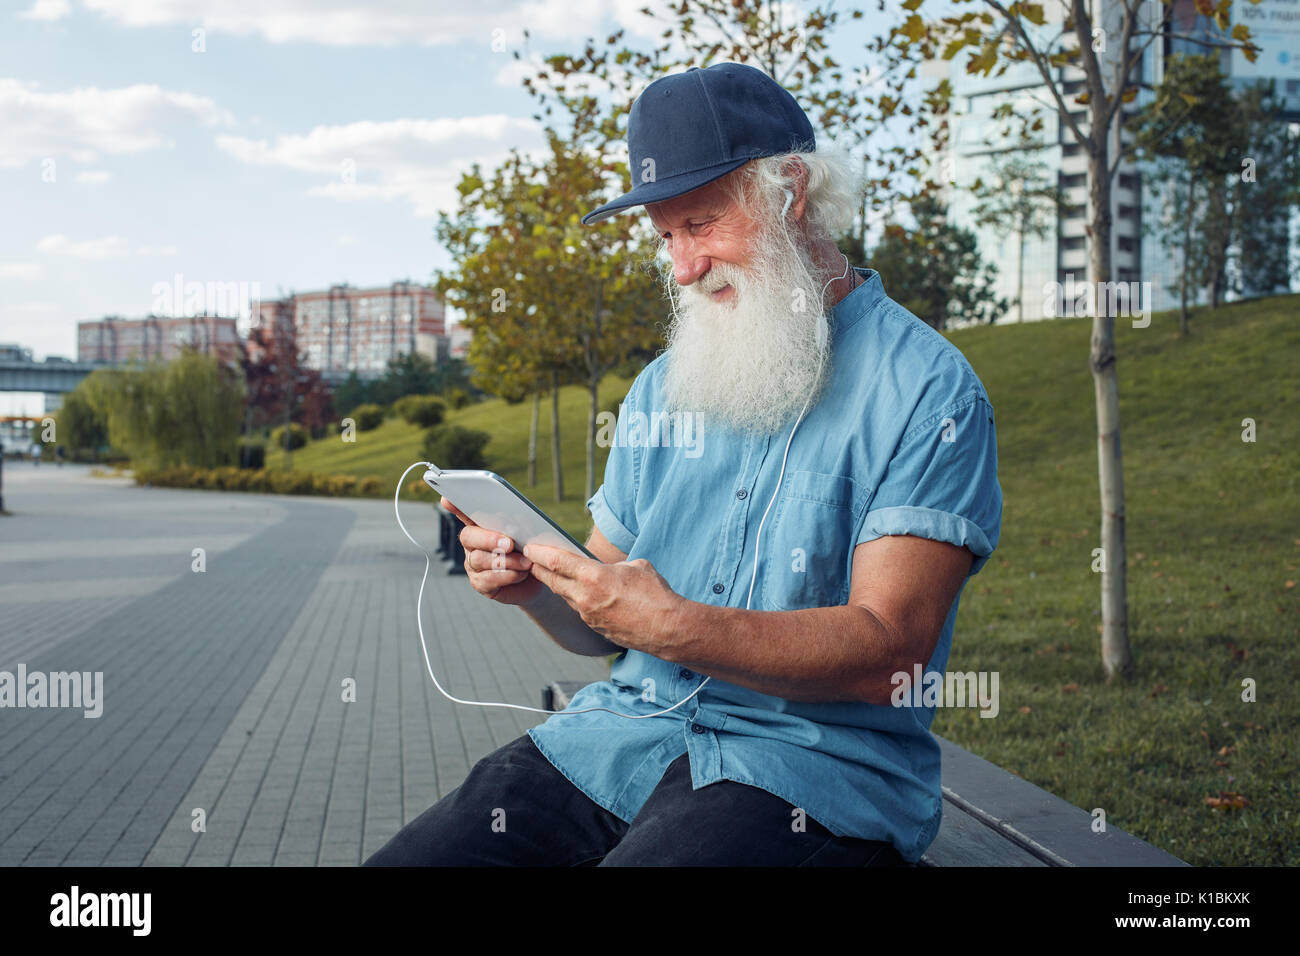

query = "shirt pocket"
(759, 470), (863, 611)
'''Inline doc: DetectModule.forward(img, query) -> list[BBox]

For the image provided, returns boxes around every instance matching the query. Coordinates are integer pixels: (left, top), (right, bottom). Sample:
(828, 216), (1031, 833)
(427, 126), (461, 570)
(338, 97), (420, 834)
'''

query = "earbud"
(780, 188), (794, 218)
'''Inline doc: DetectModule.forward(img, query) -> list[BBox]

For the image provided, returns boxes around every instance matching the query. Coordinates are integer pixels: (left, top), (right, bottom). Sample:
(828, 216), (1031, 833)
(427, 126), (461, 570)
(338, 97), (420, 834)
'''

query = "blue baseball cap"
(582, 62), (815, 226)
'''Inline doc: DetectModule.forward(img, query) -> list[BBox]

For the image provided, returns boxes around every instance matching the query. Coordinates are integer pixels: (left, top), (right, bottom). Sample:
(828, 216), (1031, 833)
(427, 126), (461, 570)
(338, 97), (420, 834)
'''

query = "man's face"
(646, 169), (833, 436)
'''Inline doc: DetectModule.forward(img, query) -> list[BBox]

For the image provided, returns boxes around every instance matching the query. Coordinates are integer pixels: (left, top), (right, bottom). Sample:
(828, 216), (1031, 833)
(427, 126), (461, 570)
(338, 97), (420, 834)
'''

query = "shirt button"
(712, 583), (724, 594)
(691, 723), (706, 734)
(736, 488), (748, 499)
(679, 668), (693, 680)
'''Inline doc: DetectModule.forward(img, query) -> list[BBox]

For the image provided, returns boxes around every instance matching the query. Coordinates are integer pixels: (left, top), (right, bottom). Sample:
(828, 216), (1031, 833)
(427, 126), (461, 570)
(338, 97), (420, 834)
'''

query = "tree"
(898, 0), (1262, 679)
(81, 350), (244, 470)
(1130, 52), (1239, 334)
(868, 193), (1008, 329)
(1230, 84), (1299, 299)
(522, 1), (926, 263)
(438, 128), (661, 503)
(54, 387), (108, 460)
(374, 351), (439, 404)
(437, 150), (566, 495)
(240, 319), (333, 450)
(970, 153), (1067, 321)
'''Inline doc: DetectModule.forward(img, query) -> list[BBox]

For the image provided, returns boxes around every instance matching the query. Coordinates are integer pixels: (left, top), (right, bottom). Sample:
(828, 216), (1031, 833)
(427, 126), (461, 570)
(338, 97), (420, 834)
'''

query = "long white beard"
(659, 226), (834, 435)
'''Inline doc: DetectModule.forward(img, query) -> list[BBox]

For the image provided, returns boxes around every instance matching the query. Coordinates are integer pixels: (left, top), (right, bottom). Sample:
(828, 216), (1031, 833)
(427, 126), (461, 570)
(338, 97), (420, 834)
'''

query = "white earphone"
(781, 188), (794, 218)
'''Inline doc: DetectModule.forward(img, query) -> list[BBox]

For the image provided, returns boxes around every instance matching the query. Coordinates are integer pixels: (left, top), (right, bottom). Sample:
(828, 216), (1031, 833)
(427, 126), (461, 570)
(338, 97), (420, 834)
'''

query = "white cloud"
(3, 301), (57, 312)
(75, 169), (112, 184)
(78, 0), (636, 46)
(17, 0), (71, 21)
(216, 114), (545, 218)
(36, 234), (131, 259)
(0, 261), (41, 277)
(134, 244), (177, 256)
(0, 78), (235, 169)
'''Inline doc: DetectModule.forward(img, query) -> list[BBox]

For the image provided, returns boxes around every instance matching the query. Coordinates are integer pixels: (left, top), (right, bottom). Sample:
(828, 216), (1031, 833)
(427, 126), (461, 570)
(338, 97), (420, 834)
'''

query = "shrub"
(422, 424), (490, 470)
(270, 423), (308, 451)
(397, 395), (446, 428)
(270, 470), (315, 495)
(350, 404), (385, 432)
(358, 475), (384, 497)
(211, 466), (240, 490)
(444, 387), (472, 411)
(391, 395), (419, 422)
(328, 474), (359, 497)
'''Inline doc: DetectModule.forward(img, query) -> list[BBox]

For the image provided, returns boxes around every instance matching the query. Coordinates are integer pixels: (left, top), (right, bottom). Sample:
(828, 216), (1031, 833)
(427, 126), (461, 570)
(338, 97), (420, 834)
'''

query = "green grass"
(935, 293), (1299, 866)
(283, 293), (1299, 865)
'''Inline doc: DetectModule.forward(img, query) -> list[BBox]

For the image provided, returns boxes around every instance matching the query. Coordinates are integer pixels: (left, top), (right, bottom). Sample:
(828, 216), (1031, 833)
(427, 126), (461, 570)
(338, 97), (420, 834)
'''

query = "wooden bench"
(542, 680), (1186, 867)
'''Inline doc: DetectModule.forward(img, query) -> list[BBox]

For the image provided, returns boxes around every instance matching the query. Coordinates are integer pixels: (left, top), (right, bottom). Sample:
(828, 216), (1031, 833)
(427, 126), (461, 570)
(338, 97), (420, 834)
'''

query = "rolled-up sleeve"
(857, 390), (1002, 576)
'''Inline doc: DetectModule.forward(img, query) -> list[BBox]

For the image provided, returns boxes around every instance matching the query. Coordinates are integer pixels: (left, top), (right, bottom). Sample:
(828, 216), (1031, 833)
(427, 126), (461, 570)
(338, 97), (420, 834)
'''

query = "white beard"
(659, 225), (835, 436)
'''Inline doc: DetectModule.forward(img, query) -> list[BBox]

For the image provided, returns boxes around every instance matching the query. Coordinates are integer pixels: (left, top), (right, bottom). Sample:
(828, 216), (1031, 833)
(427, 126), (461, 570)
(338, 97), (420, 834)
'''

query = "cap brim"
(581, 157), (751, 225)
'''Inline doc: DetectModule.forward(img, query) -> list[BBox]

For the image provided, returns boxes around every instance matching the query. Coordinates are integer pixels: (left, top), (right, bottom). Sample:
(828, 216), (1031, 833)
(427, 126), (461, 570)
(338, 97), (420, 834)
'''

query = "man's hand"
(441, 498), (543, 607)
(522, 543), (686, 655)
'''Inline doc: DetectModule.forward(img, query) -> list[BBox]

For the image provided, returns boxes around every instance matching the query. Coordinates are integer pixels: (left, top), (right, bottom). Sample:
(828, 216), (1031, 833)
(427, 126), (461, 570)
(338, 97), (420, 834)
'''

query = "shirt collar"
(830, 268), (884, 338)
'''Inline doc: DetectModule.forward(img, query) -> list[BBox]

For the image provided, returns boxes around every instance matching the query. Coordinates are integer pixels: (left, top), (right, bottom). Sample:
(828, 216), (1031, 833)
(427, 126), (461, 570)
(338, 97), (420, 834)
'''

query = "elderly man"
(366, 62), (1002, 867)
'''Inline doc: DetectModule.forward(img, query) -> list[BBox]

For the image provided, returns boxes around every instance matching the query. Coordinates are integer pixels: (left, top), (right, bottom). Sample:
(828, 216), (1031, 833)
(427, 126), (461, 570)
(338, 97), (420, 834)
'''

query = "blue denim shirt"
(528, 268), (1002, 862)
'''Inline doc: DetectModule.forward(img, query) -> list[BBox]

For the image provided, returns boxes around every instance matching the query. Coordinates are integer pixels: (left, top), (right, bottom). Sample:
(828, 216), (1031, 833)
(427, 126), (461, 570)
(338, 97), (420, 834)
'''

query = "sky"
(0, 0), (892, 416)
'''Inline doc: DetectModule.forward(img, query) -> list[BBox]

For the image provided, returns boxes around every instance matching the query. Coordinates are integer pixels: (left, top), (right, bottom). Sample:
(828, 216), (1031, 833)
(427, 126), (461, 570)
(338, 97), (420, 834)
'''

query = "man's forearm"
(645, 600), (915, 705)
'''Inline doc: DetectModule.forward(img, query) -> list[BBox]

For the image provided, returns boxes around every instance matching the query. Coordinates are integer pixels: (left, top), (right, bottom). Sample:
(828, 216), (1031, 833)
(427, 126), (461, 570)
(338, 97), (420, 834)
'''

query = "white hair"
(724, 146), (860, 245)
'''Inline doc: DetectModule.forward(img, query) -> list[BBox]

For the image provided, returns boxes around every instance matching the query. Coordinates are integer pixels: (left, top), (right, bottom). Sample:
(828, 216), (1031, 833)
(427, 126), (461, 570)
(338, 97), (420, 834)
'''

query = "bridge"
(0, 359), (102, 410)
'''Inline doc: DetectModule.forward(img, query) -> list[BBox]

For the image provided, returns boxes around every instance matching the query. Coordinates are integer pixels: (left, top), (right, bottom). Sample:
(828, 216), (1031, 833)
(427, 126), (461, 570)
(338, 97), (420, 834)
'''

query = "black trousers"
(364, 734), (903, 867)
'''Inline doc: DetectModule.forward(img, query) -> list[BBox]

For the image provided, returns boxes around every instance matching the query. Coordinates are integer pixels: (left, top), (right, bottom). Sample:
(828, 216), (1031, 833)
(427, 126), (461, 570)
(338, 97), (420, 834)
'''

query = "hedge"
(134, 465), (388, 498)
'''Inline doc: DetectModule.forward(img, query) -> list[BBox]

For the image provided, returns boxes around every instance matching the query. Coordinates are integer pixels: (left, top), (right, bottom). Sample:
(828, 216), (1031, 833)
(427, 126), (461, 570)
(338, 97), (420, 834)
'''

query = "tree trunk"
(1207, 179), (1229, 310)
(1088, 134), (1133, 680)
(1180, 168), (1193, 337)
(1016, 223), (1026, 322)
(528, 391), (539, 487)
(586, 379), (599, 503)
(550, 370), (564, 503)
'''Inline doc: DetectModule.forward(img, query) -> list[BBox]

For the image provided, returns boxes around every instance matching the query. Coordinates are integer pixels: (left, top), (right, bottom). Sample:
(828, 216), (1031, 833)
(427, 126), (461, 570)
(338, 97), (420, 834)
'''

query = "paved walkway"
(0, 462), (607, 866)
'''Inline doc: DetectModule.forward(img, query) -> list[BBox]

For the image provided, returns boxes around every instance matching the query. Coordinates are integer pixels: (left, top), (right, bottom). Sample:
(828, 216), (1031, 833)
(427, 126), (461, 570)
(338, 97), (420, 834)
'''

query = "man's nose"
(669, 238), (708, 286)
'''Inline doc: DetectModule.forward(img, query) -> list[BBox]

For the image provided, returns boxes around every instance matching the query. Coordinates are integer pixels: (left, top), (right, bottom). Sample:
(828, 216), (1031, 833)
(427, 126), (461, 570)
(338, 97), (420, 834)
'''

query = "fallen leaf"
(1062, 683), (1080, 693)
(1204, 792), (1249, 810)
(1149, 684), (1167, 698)
(1018, 705), (1032, 714)
(1217, 745), (1234, 757)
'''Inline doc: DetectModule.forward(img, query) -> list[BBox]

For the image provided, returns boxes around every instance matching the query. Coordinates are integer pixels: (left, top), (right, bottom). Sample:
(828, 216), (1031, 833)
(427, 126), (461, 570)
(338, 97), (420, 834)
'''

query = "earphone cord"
(395, 460), (709, 719)
(395, 254), (852, 720)
(746, 253), (849, 608)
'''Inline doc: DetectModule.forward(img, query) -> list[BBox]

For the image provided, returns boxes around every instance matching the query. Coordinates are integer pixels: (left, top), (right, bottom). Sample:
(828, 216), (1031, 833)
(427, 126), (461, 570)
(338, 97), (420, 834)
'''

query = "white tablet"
(422, 466), (596, 560)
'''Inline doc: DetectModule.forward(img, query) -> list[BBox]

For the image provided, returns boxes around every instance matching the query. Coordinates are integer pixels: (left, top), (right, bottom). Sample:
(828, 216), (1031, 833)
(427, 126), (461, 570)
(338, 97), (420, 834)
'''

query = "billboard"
(1233, 0), (1300, 82)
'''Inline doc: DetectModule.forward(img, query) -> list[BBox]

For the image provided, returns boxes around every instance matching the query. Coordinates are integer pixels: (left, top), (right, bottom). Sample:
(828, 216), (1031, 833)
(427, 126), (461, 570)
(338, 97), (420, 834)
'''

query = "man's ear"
(781, 157), (810, 224)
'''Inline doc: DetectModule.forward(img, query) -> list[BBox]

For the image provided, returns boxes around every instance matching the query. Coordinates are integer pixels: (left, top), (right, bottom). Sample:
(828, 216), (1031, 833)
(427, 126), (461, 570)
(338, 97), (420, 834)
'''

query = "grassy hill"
(279, 374), (635, 532)
(286, 293), (1299, 864)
